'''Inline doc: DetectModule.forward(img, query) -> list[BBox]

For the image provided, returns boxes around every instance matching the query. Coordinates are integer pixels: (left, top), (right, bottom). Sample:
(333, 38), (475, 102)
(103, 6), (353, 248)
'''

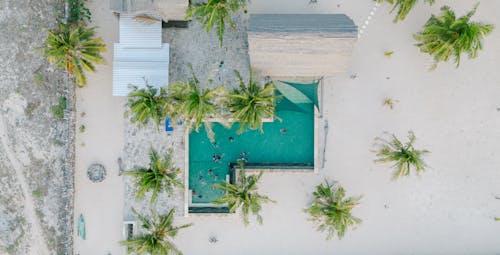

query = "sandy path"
(73, 1), (125, 254)
(0, 113), (49, 255)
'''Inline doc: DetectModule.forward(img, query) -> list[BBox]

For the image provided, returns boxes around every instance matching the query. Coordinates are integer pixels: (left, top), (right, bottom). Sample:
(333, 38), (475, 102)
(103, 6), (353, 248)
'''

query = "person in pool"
(229, 136), (234, 142)
(280, 128), (287, 134)
(212, 153), (222, 163)
(208, 169), (213, 175)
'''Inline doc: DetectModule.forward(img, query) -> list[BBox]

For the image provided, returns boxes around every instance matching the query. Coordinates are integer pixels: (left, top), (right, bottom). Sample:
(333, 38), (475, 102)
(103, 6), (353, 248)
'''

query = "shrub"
(51, 96), (67, 120)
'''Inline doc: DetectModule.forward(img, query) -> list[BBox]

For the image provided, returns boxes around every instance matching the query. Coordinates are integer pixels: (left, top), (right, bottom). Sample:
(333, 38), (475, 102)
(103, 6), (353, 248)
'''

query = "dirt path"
(0, 113), (50, 255)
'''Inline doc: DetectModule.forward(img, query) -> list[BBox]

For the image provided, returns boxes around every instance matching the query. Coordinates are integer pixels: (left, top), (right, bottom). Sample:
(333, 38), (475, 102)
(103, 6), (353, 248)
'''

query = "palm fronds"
(43, 24), (106, 87)
(305, 180), (362, 240)
(374, 131), (429, 179)
(120, 208), (191, 255)
(186, 0), (248, 46)
(166, 72), (225, 135)
(376, 0), (435, 22)
(414, 4), (494, 69)
(125, 148), (183, 204)
(126, 84), (168, 129)
(212, 170), (275, 226)
(226, 71), (278, 134)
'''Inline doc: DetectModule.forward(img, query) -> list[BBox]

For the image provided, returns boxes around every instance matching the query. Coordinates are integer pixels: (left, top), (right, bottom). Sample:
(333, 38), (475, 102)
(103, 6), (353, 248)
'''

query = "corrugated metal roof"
(119, 14), (162, 48)
(248, 14), (357, 37)
(112, 43), (169, 96)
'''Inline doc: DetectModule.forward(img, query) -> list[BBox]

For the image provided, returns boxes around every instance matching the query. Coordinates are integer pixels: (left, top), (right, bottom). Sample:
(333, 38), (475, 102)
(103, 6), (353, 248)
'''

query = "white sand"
(75, 0), (500, 254)
(73, 2), (125, 254)
(174, 0), (500, 254)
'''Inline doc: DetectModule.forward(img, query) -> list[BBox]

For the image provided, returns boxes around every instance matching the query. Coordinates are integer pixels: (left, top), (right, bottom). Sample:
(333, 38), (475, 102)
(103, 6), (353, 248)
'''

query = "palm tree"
(305, 180), (362, 240)
(121, 208), (191, 255)
(166, 73), (225, 138)
(186, 0), (248, 46)
(374, 131), (429, 179)
(212, 170), (275, 226)
(376, 0), (435, 22)
(414, 4), (494, 69)
(126, 84), (168, 129)
(43, 24), (106, 87)
(125, 148), (183, 204)
(226, 71), (278, 134)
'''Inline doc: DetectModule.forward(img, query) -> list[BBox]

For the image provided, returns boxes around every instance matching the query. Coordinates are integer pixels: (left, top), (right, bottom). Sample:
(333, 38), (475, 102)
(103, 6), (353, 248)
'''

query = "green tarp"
(275, 80), (319, 113)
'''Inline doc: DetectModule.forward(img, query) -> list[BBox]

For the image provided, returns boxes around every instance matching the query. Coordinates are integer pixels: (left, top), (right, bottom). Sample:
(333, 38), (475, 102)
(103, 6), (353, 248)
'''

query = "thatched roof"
(248, 14), (358, 78)
(110, 0), (188, 21)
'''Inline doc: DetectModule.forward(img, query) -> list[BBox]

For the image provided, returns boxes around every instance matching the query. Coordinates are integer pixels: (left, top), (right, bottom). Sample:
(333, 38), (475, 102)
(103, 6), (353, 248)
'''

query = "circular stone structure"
(87, 163), (106, 183)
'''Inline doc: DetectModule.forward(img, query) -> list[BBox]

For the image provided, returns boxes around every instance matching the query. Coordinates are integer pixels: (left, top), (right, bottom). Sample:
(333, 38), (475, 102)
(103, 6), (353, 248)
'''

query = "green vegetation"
(374, 131), (429, 179)
(51, 96), (67, 120)
(120, 208), (191, 255)
(212, 170), (275, 226)
(68, 0), (91, 25)
(166, 73), (226, 138)
(376, 0), (436, 22)
(32, 190), (43, 199)
(384, 51), (394, 58)
(186, 0), (249, 46)
(126, 84), (168, 128)
(43, 24), (106, 87)
(305, 180), (362, 240)
(34, 72), (44, 84)
(227, 71), (278, 134)
(79, 125), (86, 133)
(383, 97), (398, 109)
(414, 4), (494, 69)
(125, 148), (183, 204)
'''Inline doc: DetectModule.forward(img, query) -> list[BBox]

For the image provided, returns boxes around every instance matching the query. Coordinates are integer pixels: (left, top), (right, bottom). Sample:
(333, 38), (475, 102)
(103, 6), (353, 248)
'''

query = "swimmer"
(280, 128), (287, 134)
(212, 154), (222, 163)
(214, 174), (219, 180)
(208, 169), (213, 175)
(229, 136), (234, 142)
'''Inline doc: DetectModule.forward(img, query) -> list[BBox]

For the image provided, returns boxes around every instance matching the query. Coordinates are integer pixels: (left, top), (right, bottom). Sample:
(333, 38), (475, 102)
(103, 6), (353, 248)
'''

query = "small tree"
(68, 0), (92, 25)
(125, 148), (183, 204)
(376, 0), (435, 22)
(305, 180), (362, 240)
(414, 4), (494, 69)
(374, 131), (429, 179)
(121, 208), (191, 255)
(186, 0), (249, 46)
(212, 170), (275, 226)
(126, 84), (168, 129)
(227, 71), (278, 134)
(43, 24), (106, 87)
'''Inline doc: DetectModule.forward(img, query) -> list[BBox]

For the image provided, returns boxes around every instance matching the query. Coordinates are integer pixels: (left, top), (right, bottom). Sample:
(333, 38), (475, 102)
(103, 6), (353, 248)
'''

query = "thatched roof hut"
(248, 14), (358, 78)
(110, 0), (188, 21)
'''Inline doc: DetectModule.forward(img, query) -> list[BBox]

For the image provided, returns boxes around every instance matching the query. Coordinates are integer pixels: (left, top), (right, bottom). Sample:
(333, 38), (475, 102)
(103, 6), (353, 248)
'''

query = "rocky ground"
(0, 0), (74, 254)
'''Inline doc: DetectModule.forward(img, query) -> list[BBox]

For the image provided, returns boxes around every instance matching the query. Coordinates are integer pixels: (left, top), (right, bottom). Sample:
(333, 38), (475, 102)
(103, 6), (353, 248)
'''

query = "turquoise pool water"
(189, 103), (314, 203)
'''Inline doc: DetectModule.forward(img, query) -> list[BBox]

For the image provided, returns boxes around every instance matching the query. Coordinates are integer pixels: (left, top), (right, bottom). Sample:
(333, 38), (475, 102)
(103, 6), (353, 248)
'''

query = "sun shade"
(274, 80), (319, 113)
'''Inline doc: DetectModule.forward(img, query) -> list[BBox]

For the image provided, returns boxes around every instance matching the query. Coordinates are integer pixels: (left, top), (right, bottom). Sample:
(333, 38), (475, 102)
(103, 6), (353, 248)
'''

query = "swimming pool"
(188, 103), (315, 205)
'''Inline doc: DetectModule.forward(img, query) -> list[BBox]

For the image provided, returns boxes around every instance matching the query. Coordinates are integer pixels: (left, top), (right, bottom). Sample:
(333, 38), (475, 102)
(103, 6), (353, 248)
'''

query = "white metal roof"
(112, 43), (169, 96)
(119, 14), (162, 48)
